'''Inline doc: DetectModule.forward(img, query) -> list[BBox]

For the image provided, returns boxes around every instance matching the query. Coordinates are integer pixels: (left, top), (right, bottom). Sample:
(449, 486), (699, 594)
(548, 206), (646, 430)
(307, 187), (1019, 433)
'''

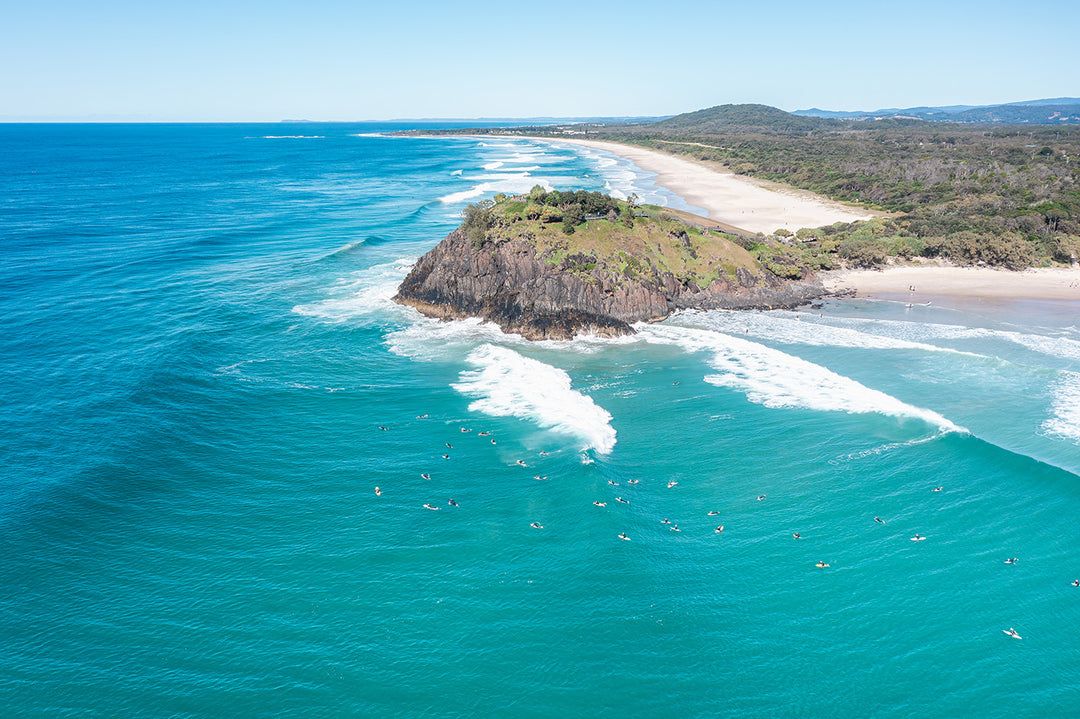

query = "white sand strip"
(822, 265), (1080, 301)
(529, 137), (876, 235)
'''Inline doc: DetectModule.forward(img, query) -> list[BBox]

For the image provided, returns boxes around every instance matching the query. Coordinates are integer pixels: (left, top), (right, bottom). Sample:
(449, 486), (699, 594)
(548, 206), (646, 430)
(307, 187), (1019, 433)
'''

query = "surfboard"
(911, 536), (926, 541)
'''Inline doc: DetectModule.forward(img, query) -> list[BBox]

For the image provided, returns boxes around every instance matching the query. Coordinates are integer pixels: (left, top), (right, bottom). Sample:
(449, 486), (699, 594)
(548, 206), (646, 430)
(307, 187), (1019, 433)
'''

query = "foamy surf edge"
(1042, 371), (1080, 444)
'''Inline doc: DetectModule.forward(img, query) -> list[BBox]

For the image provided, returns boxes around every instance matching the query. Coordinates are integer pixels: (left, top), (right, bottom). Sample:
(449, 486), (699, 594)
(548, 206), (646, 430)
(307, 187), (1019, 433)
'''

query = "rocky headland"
(393, 190), (828, 340)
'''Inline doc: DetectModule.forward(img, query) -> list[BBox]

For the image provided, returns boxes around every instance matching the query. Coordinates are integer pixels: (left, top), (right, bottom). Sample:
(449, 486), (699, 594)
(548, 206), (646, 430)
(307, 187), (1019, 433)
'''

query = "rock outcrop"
(393, 227), (827, 340)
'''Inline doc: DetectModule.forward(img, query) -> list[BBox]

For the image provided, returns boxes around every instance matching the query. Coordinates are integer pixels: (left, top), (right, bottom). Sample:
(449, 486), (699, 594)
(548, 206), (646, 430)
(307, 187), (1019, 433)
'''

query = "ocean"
(1, 123), (1078, 718)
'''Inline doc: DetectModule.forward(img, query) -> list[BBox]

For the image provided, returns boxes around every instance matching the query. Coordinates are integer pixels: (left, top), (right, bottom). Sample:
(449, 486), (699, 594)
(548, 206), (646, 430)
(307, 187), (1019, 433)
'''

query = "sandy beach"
(822, 264), (1080, 301)
(509, 135), (1080, 304)
(531, 137), (876, 235)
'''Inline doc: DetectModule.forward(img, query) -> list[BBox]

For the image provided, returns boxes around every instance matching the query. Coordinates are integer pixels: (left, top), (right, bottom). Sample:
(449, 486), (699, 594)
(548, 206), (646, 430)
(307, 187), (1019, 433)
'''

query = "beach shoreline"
(821, 263), (1080, 302)
(518, 136), (878, 235)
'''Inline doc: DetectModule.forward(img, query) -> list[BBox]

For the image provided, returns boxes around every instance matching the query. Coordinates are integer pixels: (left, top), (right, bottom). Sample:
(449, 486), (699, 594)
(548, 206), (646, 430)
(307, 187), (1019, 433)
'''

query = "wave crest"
(640, 324), (963, 432)
(452, 345), (617, 454)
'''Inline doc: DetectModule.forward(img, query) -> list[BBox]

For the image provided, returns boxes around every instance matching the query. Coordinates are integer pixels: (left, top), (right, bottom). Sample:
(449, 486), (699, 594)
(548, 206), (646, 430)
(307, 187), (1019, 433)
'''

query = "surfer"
(441, 454), (449, 460)
(874, 516), (886, 524)
(661, 518), (671, 525)
(530, 522), (543, 529)
(757, 495), (766, 501)
(593, 501), (606, 507)
(1072, 579), (1079, 587)
(626, 479), (639, 485)
(448, 498), (458, 507)
(933, 486), (943, 492)
(608, 480), (619, 486)
(490, 438), (496, 444)
(378, 425), (388, 431)
(478, 431), (490, 436)
(911, 533), (924, 541)
(539, 451), (548, 456)
(1005, 627), (1021, 639)
(815, 561), (829, 568)
(715, 525), (724, 533)
(416, 414), (428, 419)
(615, 497), (629, 504)
(461, 428), (472, 433)
(667, 480), (678, 488)
(533, 475), (547, 481)
(423, 504), (439, 510)
(420, 473), (431, 480)
(374, 486), (382, 496)
(793, 532), (801, 539)
(618, 532), (630, 541)
(671, 524), (681, 532)
(707, 510), (720, 516)
(445, 443), (453, 449)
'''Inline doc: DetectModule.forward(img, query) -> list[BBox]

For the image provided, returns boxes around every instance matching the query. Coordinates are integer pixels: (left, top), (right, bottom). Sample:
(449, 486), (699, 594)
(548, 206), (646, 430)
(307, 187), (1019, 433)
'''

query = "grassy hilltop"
(462, 186), (818, 287)
(394, 187), (828, 339)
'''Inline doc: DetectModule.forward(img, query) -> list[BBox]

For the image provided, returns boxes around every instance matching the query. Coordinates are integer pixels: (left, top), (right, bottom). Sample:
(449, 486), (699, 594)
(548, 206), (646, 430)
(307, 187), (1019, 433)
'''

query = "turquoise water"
(2, 124), (1078, 717)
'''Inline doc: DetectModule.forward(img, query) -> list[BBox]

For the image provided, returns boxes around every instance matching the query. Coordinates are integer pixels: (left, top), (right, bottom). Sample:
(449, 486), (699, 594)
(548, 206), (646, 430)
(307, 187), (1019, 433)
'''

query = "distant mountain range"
(794, 98), (1080, 124)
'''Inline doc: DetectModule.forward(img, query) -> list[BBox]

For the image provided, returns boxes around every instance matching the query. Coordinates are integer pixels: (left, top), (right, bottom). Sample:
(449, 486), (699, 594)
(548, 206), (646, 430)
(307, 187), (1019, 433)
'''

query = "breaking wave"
(639, 324), (963, 433)
(452, 344), (617, 454)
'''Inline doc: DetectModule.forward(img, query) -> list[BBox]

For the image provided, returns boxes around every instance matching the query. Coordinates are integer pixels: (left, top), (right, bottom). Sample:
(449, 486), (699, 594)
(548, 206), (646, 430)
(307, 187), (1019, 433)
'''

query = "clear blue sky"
(2, 0), (1077, 121)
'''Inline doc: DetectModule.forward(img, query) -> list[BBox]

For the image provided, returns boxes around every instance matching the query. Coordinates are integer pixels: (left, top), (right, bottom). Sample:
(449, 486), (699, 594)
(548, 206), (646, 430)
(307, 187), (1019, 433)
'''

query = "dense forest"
(438, 105), (1080, 269)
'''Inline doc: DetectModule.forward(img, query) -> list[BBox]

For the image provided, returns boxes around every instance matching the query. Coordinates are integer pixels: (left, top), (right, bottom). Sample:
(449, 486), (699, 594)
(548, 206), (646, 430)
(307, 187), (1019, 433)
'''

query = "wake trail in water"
(452, 344), (617, 454)
(639, 324), (964, 433)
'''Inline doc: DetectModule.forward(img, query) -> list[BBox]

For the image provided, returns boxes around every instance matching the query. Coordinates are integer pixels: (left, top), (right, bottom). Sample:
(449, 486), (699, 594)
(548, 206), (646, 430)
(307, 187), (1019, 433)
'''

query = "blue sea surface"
(1, 123), (1079, 718)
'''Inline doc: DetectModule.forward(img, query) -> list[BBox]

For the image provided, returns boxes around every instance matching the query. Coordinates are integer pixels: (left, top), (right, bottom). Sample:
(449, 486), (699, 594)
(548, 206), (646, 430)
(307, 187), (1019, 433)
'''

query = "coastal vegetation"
(465, 187), (801, 288)
(422, 105), (1080, 270)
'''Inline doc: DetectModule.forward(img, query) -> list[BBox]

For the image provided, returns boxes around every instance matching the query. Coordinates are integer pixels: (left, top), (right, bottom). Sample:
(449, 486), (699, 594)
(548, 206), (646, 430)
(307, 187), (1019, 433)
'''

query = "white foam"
(673, 310), (978, 356)
(452, 344), (617, 454)
(829, 317), (1080, 364)
(386, 315), (525, 361)
(439, 177), (554, 205)
(482, 161), (504, 170)
(450, 169), (463, 176)
(291, 258), (415, 322)
(260, 135), (325, 139)
(1043, 371), (1080, 443)
(639, 324), (963, 432)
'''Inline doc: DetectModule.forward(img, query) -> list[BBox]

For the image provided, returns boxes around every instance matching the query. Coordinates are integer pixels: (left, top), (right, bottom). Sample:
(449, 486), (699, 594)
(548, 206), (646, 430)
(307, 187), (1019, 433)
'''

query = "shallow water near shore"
(2, 124), (1079, 718)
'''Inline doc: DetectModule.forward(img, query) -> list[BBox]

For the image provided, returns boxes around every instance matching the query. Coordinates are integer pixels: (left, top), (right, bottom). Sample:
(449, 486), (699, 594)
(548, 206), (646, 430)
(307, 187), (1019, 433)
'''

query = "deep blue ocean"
(2, 123), (1079, 718)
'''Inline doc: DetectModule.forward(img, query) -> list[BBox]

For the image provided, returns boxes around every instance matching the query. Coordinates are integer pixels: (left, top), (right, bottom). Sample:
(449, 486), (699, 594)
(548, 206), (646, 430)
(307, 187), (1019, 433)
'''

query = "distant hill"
(652, 104), (834, 133)
(794, 98), (1080, 124)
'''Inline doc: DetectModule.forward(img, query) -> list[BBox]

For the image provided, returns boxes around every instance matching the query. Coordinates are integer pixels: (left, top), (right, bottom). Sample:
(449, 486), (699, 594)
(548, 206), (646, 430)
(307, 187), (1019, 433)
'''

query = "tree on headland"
(462, 200), (495, 249)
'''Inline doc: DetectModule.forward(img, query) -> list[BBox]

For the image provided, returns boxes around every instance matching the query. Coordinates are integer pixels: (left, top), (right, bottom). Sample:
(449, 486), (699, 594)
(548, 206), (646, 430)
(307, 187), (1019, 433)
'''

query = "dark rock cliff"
(393, 228), (827, 340)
